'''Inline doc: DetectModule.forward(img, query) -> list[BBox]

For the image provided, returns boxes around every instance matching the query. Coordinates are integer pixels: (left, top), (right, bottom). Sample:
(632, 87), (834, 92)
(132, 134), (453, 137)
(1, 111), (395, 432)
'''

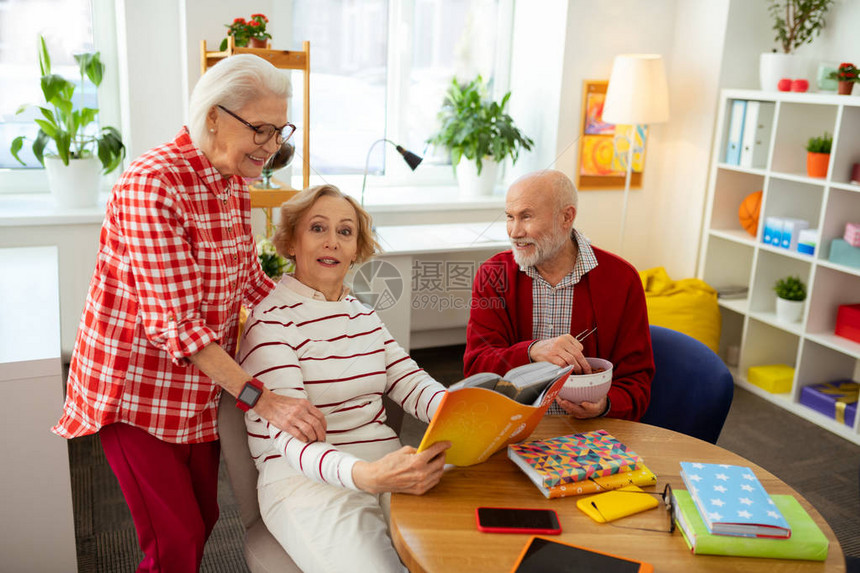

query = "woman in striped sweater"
(238, 184), (450, 573)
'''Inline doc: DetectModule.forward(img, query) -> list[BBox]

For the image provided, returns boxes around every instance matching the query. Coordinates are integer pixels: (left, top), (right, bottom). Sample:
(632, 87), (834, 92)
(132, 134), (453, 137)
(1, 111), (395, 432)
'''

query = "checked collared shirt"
(53, 129), (273, 443)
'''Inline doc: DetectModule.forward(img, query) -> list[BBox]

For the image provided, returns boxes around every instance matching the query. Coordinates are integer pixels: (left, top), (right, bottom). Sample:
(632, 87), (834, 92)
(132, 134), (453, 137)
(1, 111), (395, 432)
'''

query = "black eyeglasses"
(217, 104), (296, 146)
(588, 483), (676, 534)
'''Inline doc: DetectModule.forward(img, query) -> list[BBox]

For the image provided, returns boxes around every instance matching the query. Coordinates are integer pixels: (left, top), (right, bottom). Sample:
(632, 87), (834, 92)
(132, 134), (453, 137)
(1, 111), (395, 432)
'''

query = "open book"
(416, 363), (572, 466)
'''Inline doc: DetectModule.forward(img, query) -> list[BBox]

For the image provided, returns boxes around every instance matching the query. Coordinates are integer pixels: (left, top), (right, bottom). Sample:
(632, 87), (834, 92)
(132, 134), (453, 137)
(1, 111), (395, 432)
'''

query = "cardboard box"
(835, 303), (860, 344)
(747, 364), (794, 393)
(800, 380), (859, 426)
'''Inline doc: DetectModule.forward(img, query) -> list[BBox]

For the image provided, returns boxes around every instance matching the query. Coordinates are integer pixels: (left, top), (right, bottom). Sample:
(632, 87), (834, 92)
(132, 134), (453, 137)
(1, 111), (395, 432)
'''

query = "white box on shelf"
(780, 218), (810, 251)
(797, 228), (818, 256)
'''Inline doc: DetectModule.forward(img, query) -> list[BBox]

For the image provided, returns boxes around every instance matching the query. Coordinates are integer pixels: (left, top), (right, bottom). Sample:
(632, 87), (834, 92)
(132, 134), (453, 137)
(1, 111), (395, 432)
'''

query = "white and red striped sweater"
(238, 276), (446, 491)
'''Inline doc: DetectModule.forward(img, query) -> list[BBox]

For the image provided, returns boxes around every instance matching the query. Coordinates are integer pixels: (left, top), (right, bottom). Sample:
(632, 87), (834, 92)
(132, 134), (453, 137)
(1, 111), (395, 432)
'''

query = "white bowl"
(558, 358), (613, 403)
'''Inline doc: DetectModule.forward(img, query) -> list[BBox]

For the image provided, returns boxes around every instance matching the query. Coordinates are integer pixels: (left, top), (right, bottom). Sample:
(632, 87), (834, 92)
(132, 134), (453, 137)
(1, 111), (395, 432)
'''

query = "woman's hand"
(352, 441), (451, 495)
(254, 389), (327, 443)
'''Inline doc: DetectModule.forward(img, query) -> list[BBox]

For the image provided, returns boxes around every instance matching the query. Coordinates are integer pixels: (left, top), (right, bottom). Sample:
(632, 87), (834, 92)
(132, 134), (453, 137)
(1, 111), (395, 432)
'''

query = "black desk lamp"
(360, 138), (423, 207)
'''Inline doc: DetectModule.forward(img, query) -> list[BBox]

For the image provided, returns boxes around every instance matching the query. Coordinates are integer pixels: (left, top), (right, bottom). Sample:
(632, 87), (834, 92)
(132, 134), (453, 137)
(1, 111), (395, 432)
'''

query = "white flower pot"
(44, 156), (101, 209)
(456, 157), (499, 198)
(776, 296), (804, 323)
(759, 53), (807, 91)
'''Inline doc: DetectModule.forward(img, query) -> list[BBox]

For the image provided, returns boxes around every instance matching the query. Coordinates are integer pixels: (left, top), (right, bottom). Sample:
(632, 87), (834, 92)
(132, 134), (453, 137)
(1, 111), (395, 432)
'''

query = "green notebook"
(673, 490), (829, 561)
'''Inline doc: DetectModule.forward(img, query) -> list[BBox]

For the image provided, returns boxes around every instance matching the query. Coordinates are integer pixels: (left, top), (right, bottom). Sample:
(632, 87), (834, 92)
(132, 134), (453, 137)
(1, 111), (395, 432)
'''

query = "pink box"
(846, 223), (860, 248)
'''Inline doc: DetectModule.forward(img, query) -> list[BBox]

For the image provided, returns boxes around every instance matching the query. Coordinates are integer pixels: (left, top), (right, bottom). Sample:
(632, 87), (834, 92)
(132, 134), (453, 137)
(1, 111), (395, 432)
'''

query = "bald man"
(464, 170), (654, 420)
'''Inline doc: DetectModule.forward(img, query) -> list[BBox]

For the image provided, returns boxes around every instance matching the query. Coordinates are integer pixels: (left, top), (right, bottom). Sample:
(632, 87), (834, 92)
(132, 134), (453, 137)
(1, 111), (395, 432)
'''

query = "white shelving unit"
(699, 89), (860, 445)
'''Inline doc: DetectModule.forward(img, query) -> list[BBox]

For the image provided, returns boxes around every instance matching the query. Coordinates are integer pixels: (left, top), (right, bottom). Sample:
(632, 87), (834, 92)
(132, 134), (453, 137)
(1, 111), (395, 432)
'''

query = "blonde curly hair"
(272, 184), (379, 265)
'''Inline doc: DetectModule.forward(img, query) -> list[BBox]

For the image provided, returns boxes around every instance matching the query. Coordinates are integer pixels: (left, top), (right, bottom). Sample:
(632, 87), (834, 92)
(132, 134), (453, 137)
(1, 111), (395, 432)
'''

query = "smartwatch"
(236, 378), (265, 412)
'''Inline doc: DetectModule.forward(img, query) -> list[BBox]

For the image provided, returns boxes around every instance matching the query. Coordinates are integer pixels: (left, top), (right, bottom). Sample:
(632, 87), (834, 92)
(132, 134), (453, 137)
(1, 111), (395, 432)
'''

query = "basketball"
(738, 190), (762, 237)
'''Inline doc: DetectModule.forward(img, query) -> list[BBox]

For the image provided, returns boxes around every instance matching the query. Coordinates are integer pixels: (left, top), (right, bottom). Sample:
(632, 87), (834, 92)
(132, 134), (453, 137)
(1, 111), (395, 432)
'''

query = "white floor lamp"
(600, 54), (670, 253)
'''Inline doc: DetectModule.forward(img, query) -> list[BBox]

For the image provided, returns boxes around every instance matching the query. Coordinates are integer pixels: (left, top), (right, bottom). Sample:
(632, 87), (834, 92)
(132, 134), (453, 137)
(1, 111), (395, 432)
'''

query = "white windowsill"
(0, 193), (109, 227)
(0, 186), (506, 228)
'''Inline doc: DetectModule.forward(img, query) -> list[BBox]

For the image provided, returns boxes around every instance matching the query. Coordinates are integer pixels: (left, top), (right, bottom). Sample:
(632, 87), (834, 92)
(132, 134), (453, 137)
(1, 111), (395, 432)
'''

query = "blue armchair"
(640, 325), (734, 444)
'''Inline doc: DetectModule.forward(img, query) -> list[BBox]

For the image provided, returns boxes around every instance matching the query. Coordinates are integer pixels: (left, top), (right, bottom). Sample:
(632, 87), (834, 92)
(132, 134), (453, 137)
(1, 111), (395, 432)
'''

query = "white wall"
(109, 0), (859, 279)
(507, 0), (568, 180)
(554, 0), (689, 274)
(642, 1), (730, 277)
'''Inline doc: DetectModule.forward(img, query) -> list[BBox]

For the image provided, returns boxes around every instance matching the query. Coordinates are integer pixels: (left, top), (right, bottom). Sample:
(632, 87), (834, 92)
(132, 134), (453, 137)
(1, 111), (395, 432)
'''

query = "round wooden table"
(390, 417), (844, 572)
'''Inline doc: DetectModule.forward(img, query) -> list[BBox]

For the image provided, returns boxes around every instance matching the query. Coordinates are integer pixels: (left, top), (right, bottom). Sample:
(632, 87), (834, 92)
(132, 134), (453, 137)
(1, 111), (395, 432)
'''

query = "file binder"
(739, 101), (775, 169)
(725, 100), (747, 165)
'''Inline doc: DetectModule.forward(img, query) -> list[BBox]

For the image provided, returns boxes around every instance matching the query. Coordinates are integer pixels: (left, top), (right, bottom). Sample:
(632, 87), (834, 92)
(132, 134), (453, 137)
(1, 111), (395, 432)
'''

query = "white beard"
(511, 223), (571, 268)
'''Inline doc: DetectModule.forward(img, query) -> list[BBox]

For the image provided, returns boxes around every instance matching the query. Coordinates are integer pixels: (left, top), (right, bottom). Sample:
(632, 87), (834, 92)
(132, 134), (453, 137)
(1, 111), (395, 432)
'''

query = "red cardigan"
(464, 249), (654, 421)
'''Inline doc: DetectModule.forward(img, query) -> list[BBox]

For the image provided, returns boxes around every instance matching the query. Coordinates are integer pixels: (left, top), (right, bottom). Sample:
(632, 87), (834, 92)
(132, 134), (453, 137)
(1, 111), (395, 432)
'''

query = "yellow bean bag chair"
(639, 267), (721, 353)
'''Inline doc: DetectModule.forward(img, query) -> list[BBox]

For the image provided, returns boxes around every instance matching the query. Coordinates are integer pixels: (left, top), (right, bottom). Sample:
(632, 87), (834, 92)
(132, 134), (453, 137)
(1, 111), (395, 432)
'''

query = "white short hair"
(188, 54), (291, 148)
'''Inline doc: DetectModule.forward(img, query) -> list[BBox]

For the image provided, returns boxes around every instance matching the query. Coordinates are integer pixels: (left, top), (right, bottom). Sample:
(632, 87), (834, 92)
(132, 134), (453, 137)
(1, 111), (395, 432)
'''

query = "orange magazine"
(416, 366), (572, 466)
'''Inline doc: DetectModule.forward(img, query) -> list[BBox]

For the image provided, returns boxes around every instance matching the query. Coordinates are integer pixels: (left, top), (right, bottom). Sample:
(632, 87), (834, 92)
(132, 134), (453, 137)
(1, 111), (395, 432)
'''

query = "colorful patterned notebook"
(679, 462), (790, 538)
(507, 430), (642, 494)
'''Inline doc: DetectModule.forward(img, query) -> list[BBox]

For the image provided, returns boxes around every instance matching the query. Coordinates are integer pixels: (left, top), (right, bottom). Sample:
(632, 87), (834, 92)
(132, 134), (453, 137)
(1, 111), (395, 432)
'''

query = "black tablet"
(509, 536), (654, 573)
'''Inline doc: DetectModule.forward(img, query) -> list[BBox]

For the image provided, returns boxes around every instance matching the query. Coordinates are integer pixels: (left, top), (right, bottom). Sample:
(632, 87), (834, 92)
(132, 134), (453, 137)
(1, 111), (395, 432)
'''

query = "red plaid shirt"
(53, 129), (274, 443)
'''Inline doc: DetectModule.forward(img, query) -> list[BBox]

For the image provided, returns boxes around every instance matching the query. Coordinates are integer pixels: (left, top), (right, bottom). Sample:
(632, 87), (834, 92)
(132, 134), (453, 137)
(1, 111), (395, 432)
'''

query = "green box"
(829, 239), (860, 269)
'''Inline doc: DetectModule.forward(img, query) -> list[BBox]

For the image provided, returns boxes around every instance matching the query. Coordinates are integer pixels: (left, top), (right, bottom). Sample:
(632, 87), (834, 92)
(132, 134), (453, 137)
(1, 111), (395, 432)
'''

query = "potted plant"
(427, 75), (533, 197)
(257, 236), (292, 279)
(828, 62), (858, 95)
(220, 14), (271, 50)
(10, 36), (125, 208)
(760, 0), (835, 91)
(805, 132), (832, 178)
(773, 275), (806, 323)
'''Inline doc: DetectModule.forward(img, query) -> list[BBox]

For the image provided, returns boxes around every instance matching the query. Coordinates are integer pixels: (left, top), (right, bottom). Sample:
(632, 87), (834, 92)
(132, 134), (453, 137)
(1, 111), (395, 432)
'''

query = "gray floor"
(68, 344), (860, 571)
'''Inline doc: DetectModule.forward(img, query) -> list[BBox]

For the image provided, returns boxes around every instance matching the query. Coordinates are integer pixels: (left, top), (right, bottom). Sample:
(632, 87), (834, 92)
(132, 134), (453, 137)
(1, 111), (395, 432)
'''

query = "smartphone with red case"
(475, 507), (562, 535)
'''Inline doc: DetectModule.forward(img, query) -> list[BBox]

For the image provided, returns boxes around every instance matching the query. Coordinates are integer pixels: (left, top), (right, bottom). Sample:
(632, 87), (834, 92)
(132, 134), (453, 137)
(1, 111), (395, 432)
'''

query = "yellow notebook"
(576, 485), (659, 523)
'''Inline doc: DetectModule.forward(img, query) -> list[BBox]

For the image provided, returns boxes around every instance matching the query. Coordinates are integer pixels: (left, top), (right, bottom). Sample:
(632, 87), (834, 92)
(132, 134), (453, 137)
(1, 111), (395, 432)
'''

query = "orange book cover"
(416, 367), (572, 466)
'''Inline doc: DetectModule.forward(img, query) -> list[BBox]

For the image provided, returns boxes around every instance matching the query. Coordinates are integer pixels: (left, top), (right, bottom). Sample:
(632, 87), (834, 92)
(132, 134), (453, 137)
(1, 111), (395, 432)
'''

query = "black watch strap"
(236, 378), (265, 412)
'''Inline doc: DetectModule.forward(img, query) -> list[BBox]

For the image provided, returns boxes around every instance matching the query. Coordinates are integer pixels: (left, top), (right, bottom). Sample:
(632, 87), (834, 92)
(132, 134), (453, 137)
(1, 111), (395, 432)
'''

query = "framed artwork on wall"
(576, 80), (648, 191)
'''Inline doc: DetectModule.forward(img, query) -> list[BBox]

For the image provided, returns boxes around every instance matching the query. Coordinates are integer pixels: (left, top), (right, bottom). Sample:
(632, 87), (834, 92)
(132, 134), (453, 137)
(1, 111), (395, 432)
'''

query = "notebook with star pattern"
(679, 462), (790, 538)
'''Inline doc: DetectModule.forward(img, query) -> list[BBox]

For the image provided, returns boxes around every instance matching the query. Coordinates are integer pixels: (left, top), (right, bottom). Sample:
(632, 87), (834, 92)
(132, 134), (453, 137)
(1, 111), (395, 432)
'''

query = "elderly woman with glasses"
(238, 184), (451, 572)
(52, 55), (326, 573)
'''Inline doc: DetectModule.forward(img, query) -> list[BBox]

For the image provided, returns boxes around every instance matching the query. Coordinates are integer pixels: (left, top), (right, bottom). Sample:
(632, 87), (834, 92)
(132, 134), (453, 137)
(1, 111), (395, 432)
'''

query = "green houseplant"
(760, 0), (835, 90)
(427, 75), (533, 197)
(805, 132), (831, 178)
(767, 0), (835, 54)
(773, 275), (806, 323)
(10, 36), (125, 207)
(257, 237), (292, 279)
(220, 14), (271, 50)
(774, 275), (806, 301)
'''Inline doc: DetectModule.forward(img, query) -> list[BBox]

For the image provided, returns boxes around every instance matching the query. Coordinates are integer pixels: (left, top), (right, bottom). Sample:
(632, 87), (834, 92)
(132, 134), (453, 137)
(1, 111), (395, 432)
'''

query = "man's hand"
(253, 389), (327, 443)
(528, 334), (592, 373)
(352, 441), (451, 495)
(554, 396), (607, 419)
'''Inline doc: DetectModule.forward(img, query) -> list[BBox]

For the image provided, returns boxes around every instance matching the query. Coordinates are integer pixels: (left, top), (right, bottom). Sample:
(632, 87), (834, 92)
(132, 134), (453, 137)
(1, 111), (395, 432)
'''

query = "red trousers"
(100, 423), (221, 573)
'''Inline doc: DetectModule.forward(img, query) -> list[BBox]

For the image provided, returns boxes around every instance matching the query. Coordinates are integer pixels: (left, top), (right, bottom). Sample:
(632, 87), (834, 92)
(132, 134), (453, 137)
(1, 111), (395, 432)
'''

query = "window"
(287, 0), (514, 195)
(0, 0), (113, 192)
